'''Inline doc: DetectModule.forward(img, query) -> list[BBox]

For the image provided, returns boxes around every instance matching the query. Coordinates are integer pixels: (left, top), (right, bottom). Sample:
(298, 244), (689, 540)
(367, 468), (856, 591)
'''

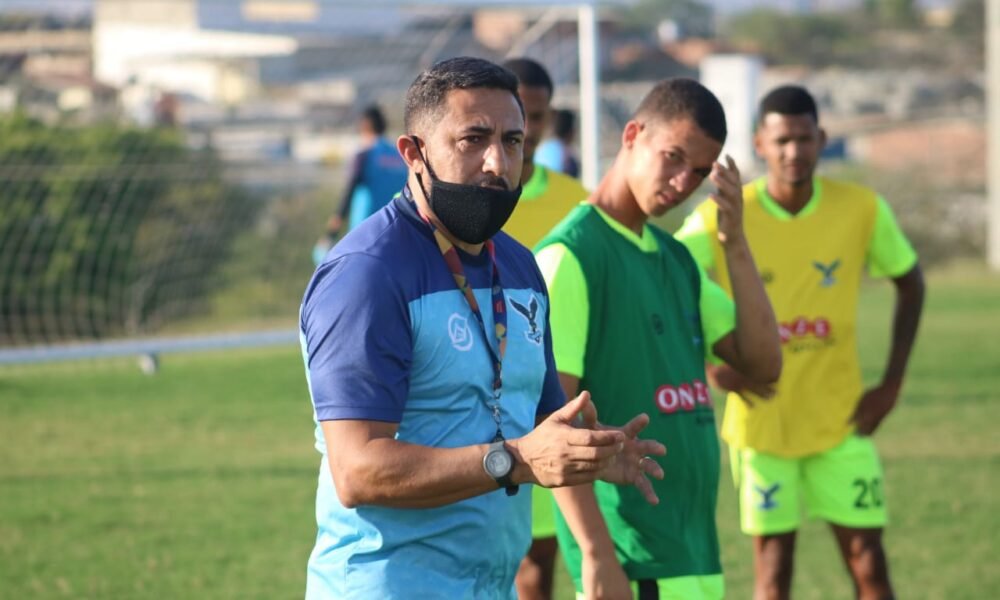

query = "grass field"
(1, 263), (997, 599)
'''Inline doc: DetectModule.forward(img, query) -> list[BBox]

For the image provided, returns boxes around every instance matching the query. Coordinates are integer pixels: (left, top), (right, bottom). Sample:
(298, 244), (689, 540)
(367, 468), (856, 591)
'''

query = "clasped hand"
(512, 391), (667, 504)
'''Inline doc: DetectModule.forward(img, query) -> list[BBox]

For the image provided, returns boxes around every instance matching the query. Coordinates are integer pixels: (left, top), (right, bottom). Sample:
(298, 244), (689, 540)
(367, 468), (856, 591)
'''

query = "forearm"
(336, 161), (364, 220)
(336, 183), (358, 220)
(705, 362), (739, 392)
(552, 484), (617, 559)
(882, 266), (925, 386)
(723, 238), (782, 382)
(330, 437), (504, 509)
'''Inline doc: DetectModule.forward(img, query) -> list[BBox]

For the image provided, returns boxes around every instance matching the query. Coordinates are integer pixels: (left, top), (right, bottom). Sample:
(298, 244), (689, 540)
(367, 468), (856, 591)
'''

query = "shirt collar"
(591, 204), (659, 253)
(397, 185), (490, 267)
(755, 177), (822, 221)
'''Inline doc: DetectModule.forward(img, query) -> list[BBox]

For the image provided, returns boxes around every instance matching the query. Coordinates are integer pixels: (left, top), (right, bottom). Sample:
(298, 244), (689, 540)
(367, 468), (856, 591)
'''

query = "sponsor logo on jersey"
(655, 379), (712, 414)
(447, 313), (474, 351)
(754, 483), (781, 510)
(509, 295), (543, 345)
(813, 259), (841, 287)
(778, 317), (831, 344)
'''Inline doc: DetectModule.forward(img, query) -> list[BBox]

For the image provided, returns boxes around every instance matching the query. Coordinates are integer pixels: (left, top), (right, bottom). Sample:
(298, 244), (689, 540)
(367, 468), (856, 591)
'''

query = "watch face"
(485, 450), (512, 476)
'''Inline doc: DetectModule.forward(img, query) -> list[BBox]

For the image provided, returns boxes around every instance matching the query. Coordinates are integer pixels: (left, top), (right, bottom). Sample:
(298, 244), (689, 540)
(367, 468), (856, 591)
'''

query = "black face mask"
(411, 136), (521, 245)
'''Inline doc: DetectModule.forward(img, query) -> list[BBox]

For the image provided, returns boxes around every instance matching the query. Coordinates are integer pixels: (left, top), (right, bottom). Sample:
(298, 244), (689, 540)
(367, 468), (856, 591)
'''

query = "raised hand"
(708, 154), (746, 246)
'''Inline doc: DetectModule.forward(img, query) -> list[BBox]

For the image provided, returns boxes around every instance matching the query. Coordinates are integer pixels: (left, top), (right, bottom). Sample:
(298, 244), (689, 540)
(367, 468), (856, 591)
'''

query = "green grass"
(1, 263), (998, 598)
(0, 351), (317, 599)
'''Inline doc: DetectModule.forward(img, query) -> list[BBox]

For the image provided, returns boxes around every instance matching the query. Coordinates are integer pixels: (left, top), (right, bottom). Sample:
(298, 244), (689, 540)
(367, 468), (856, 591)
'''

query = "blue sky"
(1, 0), (91, 16)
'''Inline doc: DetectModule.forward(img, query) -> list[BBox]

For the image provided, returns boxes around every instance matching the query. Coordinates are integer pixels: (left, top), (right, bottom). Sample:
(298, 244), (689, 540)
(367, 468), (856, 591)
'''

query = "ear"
(397, 135), (424, 173)
(753, 129), (765, 159)
(622, 120), (642, 150)
(818, 127), (828, 152)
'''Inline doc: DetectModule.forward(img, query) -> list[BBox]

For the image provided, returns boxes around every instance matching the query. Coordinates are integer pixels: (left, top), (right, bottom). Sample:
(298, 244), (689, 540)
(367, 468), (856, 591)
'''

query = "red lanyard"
(420, 209), (509, 441)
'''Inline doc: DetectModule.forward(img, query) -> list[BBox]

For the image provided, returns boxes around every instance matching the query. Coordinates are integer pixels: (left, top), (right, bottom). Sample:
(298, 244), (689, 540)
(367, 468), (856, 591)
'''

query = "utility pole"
(988, 0), (1000, 270)
(578, 3), (600, 190)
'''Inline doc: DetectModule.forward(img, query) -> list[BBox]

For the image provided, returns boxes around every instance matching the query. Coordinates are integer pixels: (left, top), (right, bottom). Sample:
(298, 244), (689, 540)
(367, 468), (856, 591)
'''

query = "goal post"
(0, 1), (619, 365)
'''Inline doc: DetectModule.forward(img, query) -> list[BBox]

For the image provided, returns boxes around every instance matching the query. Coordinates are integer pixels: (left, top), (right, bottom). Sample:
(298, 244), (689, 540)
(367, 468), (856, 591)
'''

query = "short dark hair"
(758, 85), (818, 124)
(553, 108), (575, 140)
(502, 57), (554, 99)
(361, 104), (387, 135)
(404, 56), (523, 134)
(633, 78), (727, 145)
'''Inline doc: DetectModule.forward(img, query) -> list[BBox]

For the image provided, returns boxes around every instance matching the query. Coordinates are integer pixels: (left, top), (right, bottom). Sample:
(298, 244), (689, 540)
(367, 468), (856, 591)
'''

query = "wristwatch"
(483, 441), (519, 496)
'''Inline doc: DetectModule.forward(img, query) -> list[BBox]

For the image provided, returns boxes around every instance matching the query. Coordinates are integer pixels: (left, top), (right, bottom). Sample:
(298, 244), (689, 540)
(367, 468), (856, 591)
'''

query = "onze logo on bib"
(654, 379), (712, 414)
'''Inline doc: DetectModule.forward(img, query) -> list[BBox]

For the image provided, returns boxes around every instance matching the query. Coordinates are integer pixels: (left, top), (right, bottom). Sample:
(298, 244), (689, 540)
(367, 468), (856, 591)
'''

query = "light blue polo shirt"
(300, 190), (565, 599)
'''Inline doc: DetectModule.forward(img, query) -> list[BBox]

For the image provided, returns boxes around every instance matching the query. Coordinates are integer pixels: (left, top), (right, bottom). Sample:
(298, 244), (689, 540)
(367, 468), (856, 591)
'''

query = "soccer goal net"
(0, 1), (643, 365)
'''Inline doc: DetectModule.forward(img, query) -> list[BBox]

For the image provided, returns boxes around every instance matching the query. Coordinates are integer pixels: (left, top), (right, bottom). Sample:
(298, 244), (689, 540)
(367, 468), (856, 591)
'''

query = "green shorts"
(531, 484), (557, 538)
(574, 574), (724, 600)
(731, 434), (889, 536)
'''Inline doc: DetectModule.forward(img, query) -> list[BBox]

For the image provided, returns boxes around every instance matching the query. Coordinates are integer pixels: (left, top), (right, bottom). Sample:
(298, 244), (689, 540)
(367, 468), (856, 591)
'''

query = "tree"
(723, 9), (870, 68)
(616, 0), (714, 39)
(952, 0), (985, 47)
(865, 0), (920, 28)
(0, 115), (253, 344)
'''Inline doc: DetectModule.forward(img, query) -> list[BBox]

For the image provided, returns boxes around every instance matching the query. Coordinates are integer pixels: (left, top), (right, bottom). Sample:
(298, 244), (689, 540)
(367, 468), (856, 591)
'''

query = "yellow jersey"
(676, 177), (917, 457)
(504, 165), (587, 249)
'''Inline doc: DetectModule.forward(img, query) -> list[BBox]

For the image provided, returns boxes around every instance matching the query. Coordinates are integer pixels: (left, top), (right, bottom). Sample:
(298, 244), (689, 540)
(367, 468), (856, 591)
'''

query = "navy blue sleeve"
(536, 282), (566, 418)
(301, 252), (412, 422)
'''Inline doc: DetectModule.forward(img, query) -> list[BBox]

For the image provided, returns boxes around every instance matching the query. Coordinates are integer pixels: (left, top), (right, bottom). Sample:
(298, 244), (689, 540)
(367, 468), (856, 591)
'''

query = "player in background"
(677, 85), (925, 600)
(500, 57), (590, 600)
(538, 78), (782, 600)
(535, 108), (580, 178)
(502, 59), (588, 250)
(313, 105), (408, 264)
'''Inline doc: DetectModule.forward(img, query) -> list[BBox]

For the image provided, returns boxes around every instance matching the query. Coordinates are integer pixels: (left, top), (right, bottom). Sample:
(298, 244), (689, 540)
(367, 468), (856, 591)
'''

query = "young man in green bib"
(501, 57), (590, 600)
(538, 78), (782, 599)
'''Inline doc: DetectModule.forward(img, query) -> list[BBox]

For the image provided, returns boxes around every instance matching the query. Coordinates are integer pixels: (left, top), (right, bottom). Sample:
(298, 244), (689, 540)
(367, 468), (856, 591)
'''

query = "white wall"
(93, 22), (297, 95)
(700, 54), (763, 175)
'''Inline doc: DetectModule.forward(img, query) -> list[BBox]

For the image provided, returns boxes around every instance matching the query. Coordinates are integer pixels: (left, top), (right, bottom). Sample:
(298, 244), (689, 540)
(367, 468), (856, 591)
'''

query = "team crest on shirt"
(509, 295), (543, 345)
(813, 259), (841, 287)
(447, 313), (474, 351)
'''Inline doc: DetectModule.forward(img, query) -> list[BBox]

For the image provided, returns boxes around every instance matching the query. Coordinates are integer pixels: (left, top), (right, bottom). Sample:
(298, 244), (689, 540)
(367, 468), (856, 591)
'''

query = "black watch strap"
(486, 441), (520, 496)
(496, 469), (518, 496)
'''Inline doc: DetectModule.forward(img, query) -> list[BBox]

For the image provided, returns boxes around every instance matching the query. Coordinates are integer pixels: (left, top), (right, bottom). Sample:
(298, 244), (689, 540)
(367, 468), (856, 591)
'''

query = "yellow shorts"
(731, 434), (889, 536)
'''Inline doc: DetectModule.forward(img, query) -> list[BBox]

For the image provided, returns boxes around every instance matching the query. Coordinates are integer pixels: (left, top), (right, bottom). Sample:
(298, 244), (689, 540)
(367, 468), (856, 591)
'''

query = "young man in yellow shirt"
(677, 85), (925, 600)
(501, 58), (588, 600)
(502, 58), (588, 250)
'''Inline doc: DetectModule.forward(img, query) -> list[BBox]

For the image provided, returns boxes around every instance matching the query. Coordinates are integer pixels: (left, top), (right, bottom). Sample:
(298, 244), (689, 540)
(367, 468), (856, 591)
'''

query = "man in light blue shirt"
(299, 57), (666, 599)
